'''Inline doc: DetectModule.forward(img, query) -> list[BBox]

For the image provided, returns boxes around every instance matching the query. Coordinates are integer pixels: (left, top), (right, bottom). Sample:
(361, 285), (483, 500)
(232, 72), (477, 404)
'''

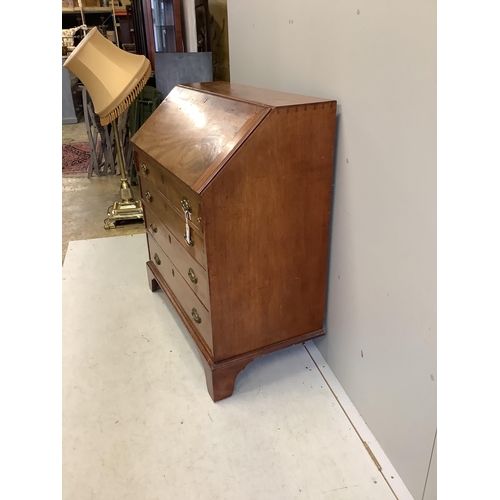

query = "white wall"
(227, 1), (436, 499)
(181, 0), (197, 52)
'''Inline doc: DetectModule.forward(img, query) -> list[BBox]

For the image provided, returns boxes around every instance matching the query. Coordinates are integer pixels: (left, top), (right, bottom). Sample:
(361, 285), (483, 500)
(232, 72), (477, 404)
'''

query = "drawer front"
(137, 153), (203, 233)
(147, 233), (213, 351)
(144, 204), (210, 309)
(140, 175), (207, 269)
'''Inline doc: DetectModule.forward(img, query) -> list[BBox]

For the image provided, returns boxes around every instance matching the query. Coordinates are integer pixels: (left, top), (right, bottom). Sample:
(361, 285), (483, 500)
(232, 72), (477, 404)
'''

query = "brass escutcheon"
(191, 308), (201, 324)
(181, 197), (191, 213)
(141, 163), (148, 174)
(153, 253), (161, 266)
(145, 191), (153, 202)
(149, 222), (157, 233)
(187, 268), (198, 284)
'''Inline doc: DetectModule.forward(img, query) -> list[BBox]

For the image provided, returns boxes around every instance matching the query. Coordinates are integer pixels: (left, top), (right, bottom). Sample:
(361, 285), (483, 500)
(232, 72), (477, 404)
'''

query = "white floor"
(62, 235), (399, 500)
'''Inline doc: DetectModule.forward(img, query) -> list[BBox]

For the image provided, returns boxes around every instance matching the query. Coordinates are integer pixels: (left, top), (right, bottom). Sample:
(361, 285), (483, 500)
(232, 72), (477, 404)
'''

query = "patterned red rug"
(62, 142), (91, 174)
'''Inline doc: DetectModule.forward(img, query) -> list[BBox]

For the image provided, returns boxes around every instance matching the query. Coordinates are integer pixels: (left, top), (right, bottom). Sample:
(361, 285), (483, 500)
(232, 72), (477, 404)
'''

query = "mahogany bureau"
(130, 82), (337, 401)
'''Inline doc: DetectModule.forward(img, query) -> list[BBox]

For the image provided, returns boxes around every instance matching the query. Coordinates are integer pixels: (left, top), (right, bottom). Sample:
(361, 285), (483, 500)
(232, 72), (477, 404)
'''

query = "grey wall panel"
(227, 1), (436, 498)
(154, 52), (213, 99)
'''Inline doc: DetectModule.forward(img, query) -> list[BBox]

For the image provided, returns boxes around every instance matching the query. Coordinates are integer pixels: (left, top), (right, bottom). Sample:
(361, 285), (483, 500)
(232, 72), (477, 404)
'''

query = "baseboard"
(304, 341), (415, 500)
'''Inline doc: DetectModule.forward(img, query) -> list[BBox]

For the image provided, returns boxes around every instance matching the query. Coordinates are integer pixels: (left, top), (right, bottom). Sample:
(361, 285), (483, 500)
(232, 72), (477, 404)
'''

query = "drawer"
(137, 153), (203, 233)
(144, 204), (211, 309)
(140, 175), (207, 269)
(147, 233), (213, 351)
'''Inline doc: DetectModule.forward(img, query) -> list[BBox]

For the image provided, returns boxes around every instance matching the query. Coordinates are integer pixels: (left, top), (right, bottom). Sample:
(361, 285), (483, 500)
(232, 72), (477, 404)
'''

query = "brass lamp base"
(104, 122), (144, 229)
(104, 199), (144, 229)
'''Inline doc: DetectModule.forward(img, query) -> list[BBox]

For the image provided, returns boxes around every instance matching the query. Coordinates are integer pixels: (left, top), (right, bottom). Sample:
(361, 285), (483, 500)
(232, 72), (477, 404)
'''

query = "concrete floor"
(63, 234), (398, 500)
(61, 124), (410, 500)
(62, 121), (145, 264)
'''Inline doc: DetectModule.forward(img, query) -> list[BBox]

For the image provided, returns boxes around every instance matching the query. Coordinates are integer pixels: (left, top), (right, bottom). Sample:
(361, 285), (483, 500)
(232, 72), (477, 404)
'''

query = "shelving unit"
(62, 5), (128, 46)
(63, 6), (113, 13)
(62, 3), (128, 126)
(62, 56), (83, 124)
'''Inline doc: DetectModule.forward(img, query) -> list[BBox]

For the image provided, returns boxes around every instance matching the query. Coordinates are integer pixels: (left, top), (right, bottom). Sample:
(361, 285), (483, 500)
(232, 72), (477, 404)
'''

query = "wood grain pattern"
(147, 234), (213, 350)
(199, 328), (326, 401)
(139, 175), (207, 269)
(203, 102), (337, 361)
(147, 260), (214, 360)
(131, 86), (269, 191)
(182, 82), (333, 108)
(199, 355), (254, 402)
(133, 82), (337, 401)
(146, 258), (326, 401)
(144, 203), (210, 308)
(137, 151), (204, 233)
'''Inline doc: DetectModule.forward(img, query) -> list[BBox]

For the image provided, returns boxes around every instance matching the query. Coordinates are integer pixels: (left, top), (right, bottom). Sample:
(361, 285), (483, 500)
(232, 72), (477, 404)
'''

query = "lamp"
(63, 27), (151, 229)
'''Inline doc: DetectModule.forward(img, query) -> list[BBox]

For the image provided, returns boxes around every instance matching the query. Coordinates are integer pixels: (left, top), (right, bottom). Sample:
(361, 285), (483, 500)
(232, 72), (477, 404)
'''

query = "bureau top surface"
(131, 82), (335, 193)
(181, 82), (335, 108)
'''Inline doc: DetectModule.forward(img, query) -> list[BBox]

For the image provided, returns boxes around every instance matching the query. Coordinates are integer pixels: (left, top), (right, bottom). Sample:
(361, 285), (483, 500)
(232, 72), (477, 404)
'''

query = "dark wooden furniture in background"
(131, 82), (337, 402)
(130, 0), (184, 72)
(115, 5), (136, 52)
(130, 0), (148, 58)
(64, 1), (189, 73)
(195, 0), (211, 52)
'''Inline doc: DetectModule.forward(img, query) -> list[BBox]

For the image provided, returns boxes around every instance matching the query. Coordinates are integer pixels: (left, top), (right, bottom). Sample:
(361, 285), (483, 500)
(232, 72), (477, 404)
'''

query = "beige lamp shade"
(63, 27), (151, 125)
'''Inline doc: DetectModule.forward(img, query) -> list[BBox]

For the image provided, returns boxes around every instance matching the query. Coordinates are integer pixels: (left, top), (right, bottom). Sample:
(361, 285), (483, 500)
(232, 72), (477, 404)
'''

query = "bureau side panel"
(203, 102), (337, 361)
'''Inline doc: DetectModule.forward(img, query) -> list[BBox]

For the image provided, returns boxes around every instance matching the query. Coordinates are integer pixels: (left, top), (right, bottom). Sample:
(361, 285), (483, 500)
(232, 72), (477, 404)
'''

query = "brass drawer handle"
(153, 253), (161, 266)
(191, 308), (201, 324)
(187, 268), (198, 284)
(184, 232), (194, 247)
(145, 191), (153, 202)
(181, 197), (194, 247)
(149, 222), (157, 233)
(141, 163), (148, 174)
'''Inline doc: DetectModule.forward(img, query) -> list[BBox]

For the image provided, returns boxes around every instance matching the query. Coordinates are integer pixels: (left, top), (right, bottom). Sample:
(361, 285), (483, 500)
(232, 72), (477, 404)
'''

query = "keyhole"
(168, 235), (171, 244)
(172, 269), (175, 277)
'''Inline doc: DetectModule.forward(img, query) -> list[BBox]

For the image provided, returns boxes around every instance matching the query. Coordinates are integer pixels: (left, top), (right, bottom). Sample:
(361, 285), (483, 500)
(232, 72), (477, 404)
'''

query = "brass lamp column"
(63, 27), (152, 229)
(104, 120), (144, 229)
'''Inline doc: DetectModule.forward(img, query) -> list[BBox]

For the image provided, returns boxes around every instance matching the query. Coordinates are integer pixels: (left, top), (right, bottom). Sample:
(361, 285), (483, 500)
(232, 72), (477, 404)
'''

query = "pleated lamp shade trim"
(63, 27), (152, 126)
(99, 63), (152, 125)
